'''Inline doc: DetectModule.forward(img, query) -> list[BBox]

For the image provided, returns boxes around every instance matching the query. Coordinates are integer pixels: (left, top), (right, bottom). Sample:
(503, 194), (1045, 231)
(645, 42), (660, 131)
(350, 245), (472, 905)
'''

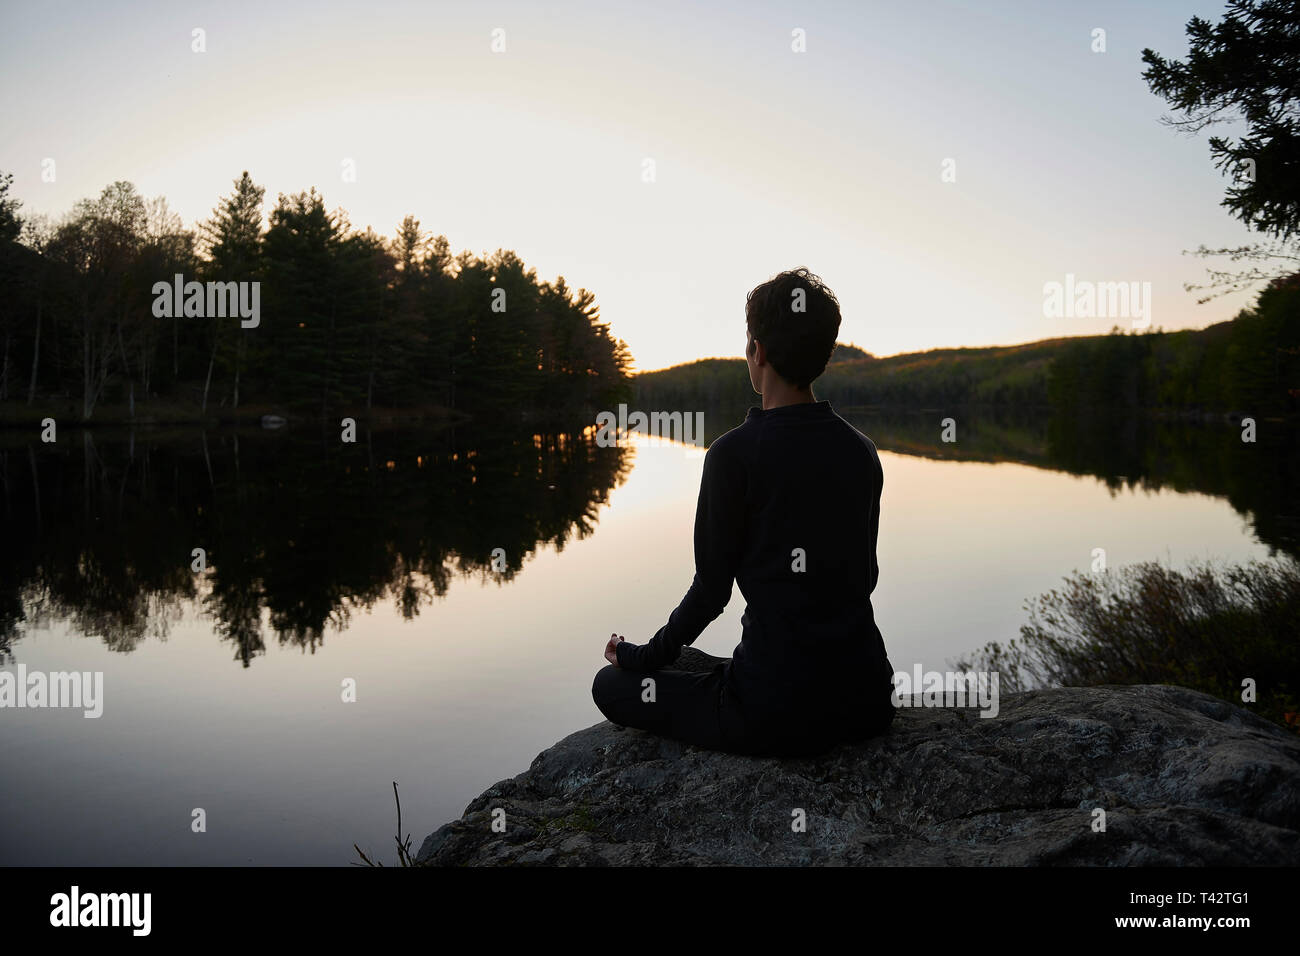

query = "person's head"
(744, 267), (841, 396)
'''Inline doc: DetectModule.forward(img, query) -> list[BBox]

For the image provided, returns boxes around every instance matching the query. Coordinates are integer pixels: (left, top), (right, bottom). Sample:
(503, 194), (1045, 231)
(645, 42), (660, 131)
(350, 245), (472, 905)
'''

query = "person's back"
(716, 400), (892, 752)
(593, 267), (894, 758)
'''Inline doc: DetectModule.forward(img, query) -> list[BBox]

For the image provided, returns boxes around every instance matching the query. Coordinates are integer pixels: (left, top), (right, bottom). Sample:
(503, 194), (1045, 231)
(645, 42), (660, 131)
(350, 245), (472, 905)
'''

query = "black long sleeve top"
(615, 399), (892, 726)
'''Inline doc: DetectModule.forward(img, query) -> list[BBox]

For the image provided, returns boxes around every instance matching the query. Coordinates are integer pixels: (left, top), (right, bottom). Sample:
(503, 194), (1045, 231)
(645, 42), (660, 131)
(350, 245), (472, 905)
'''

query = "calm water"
(1, 407), (1295, 864)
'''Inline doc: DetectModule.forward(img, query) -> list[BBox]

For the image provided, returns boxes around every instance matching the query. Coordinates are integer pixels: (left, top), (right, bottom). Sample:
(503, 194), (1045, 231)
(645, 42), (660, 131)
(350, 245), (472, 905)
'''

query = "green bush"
(956, 558), (1300, 733)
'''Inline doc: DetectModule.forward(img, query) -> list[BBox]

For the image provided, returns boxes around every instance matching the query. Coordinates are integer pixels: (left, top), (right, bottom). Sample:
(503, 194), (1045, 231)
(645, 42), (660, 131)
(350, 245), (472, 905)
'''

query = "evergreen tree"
(203, 172), (266, 408)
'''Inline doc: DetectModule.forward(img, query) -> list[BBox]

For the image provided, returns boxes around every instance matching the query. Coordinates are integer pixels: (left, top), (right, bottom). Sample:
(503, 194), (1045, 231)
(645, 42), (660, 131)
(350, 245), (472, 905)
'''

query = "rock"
(417, 648), (1300, 866)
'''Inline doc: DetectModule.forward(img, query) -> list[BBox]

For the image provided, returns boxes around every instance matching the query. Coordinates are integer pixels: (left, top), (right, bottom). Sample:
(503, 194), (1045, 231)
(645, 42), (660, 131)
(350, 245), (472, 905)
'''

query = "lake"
(0, 406), (1294, 864)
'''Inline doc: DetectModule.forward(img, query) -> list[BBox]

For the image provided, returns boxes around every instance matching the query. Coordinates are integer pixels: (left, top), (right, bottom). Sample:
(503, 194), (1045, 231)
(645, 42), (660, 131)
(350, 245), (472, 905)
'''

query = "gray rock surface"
(418, 648), (1300, 865)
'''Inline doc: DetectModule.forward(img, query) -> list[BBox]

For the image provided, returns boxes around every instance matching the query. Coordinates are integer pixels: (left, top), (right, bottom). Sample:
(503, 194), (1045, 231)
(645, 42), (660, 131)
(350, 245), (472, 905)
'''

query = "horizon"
(0, 0), (1264, 372)
(637, 320), (1234, 374)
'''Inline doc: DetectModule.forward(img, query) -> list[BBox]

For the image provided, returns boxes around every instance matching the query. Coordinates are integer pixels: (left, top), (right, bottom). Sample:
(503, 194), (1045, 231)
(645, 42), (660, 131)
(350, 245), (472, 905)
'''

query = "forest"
(0, 171), (633, 425)
(636, 275), (1300, 418)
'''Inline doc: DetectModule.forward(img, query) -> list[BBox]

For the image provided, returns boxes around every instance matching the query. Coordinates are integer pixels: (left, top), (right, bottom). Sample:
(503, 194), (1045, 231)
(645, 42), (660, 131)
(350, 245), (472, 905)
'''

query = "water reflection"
(1, 405), (1294, 666)
(694, 403), (1300, 559)
(0, 426), (632, 665)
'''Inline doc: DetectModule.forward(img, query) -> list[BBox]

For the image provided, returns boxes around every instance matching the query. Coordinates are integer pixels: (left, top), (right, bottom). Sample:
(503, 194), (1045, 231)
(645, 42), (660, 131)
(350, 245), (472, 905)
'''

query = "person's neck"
(761, 382), (817, 410)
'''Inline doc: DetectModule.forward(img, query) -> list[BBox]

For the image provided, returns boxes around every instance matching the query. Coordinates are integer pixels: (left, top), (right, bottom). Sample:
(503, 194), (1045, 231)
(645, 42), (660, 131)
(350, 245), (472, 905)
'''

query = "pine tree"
(201, 173), (266, 409)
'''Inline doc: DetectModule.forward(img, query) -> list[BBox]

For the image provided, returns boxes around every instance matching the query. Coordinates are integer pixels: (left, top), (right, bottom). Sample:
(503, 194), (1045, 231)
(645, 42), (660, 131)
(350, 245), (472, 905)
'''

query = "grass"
(955, 557), (1300, 733)
(352, 781), (422, 867)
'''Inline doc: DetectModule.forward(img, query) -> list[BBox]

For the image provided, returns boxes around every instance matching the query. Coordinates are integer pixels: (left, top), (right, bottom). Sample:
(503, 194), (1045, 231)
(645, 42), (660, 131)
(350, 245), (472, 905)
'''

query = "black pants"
(591, 659), (895, 758)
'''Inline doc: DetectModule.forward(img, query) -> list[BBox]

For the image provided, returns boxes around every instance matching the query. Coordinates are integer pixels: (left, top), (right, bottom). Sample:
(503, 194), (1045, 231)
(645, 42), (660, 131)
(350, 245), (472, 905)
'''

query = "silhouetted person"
(592, 268), (895, 757)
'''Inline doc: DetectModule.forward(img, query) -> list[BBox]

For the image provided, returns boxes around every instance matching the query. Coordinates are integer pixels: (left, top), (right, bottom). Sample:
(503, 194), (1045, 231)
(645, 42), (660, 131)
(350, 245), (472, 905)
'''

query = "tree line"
(636, 275), (1300, 417)
(1047, 275), (1300, 416)
(0, 171), (633, 423)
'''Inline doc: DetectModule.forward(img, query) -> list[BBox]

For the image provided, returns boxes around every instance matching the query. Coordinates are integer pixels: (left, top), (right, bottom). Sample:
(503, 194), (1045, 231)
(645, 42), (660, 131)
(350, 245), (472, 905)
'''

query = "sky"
(0, 0), (1266, 372)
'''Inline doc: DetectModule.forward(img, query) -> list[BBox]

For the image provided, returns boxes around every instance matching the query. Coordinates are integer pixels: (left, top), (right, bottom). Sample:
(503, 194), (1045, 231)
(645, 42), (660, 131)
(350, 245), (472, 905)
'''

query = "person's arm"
(616, 441), (746, 671)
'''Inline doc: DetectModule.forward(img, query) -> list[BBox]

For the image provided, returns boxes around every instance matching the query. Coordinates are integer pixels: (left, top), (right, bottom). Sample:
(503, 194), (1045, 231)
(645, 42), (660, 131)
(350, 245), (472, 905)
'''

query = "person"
(591, 267), (895, 758)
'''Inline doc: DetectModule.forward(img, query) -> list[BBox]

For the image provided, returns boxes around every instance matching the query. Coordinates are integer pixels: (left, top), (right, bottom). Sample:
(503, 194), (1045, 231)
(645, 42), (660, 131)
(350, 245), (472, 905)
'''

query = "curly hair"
(744, 267), (842, 389)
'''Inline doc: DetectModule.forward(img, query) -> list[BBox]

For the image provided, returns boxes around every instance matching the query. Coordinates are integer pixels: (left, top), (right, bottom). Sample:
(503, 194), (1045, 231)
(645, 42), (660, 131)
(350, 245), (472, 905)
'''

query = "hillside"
(635, 280), (1300, 418)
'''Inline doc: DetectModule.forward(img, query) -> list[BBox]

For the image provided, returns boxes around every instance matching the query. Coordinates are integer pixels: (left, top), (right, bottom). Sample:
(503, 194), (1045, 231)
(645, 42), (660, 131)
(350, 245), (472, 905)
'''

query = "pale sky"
(0, 0), (1263, 371)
